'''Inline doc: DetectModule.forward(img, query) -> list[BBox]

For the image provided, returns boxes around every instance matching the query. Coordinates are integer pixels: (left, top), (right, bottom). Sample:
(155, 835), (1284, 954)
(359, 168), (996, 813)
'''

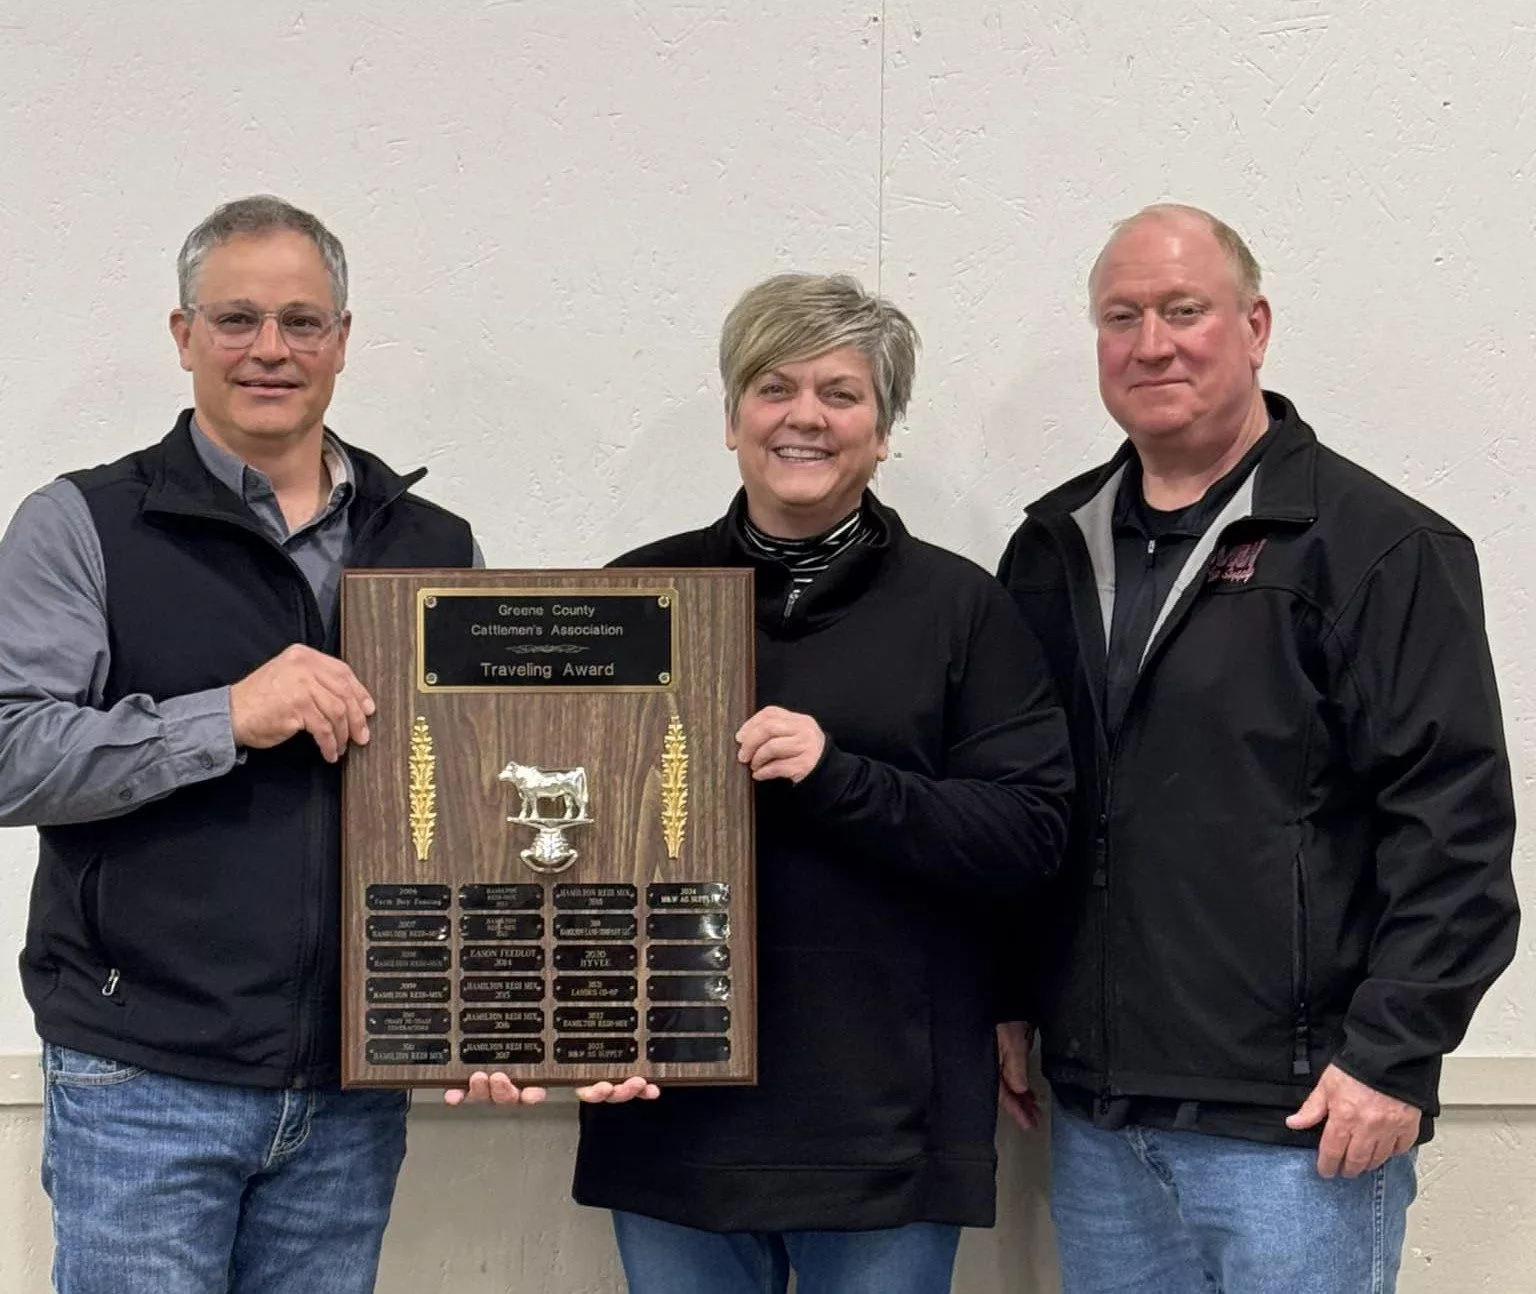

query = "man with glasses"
(0, 195), (477, 1292)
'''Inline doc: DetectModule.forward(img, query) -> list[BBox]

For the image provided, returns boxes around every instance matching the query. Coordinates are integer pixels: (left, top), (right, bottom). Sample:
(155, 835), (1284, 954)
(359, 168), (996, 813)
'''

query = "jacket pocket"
(74, 855), (123, 1001)
(1290, 853), (1312, 1078)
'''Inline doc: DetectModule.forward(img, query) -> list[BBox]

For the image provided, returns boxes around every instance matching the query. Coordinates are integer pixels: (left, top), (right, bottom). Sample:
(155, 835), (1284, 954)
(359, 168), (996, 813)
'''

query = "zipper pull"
(100, 969), (120, 998)
(1144, 537), (1157, 568)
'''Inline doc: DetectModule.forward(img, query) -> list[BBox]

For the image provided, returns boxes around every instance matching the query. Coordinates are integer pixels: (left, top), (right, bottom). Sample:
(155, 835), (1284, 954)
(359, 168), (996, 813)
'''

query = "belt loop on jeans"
(1173, 1100), (1200, 1131)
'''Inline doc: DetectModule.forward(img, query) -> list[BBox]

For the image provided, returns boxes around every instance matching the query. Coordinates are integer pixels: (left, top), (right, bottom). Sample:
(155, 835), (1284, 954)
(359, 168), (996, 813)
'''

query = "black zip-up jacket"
(574, 491), (1072, 1231)
(997, 392), (1518, 1132)
(19, 412), (474, 1088)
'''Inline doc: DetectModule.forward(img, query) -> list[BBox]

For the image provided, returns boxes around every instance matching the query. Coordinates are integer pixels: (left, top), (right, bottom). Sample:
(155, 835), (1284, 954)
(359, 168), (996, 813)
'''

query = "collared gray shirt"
(0, 426), (480, 828)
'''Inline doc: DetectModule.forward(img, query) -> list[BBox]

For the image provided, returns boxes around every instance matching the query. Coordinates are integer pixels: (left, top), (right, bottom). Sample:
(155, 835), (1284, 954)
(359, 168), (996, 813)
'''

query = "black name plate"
(555, 1007), (638, 1033)
(459, 884), (543, 911)
(647, 944), (729, 971)
(648, 1037), (731, 1063)
(648, 975), (730, 1002)
(366, 977), (452, 1004)
(648, 1006), (731, 1033)
(419, 591), (674, 689)
(367, 915), (450, 943)
(367, 946), (452, 973)
(460, 913), (544, 941)
(554, 884), (638, 911)
(554, 944), (638, 972)
(556, 1038), (639, 1065)
(555, 975), (638, 1002)
(367, 884), (451, 911)
(461, 946), (545, 973)
(647, 913), (730, 941)
(366, 1008), (451, 1035)
(462, 1040), (545, 1065)
(647, 882), (730, 910)
(368, 1039), (449, 1066)
(555, 913), (638, 940)
(461, 975), (545, 1003)
(460, 1009), (545, 1035)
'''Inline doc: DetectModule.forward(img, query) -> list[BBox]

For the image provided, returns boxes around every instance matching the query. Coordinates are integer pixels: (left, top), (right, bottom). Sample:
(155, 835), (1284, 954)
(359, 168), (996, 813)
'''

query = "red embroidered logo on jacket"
(1206, 539), (1267, 585)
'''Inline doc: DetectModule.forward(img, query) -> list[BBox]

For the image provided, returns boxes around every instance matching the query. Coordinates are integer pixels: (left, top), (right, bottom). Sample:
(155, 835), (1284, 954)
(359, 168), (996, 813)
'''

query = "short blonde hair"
(719, 273), (920, 436)
(1089, 203), (1263, 309)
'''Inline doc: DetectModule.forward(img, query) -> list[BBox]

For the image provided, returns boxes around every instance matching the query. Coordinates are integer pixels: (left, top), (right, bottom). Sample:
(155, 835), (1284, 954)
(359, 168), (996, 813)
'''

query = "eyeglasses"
(183, 301), (345, 353)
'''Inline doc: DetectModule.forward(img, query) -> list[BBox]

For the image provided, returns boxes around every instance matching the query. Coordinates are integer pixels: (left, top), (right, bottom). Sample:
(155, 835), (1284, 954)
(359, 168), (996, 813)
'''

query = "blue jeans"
(1050, 1103), (1417, 1293)
(612, 1210), (962, 1294)
(41, 1043), (409, 1294)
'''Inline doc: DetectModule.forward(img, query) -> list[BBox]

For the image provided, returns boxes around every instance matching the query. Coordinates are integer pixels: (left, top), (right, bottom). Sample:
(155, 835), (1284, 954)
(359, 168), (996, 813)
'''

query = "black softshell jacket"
(997, 392), (1518, 1131)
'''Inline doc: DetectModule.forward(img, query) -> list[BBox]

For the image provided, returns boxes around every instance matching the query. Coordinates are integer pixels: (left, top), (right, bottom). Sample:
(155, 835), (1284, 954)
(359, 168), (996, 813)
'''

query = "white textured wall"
(2, 0), (1533, 1287)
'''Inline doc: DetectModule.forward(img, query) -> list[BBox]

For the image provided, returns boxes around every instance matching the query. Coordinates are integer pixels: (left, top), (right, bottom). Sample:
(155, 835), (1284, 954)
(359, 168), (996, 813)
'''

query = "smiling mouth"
(237, 378), (301, 391)
(772, 446), (832, 462)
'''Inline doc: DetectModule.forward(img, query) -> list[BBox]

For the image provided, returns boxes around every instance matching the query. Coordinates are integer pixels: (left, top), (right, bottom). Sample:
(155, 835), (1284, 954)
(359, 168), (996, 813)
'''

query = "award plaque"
(339, 570), (756, 1087)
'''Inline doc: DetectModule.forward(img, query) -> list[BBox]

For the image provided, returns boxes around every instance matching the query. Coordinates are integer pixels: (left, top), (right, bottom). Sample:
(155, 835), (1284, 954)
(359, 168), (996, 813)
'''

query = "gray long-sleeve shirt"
(0, 423), (480, 828)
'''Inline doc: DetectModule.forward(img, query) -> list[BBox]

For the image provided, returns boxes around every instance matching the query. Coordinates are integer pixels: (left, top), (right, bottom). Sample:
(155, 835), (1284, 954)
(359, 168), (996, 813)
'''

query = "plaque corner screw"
(657, 595), (670, 608)
(424, 595), (438, 608)
(424, 672), (439, 686)
(658, 672), (671, 685)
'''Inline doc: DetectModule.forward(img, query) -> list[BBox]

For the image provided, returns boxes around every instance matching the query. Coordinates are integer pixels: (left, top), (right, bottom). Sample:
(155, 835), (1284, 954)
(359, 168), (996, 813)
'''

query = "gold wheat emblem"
(409, 716), (437, 862)
(660, 715), (689, 859)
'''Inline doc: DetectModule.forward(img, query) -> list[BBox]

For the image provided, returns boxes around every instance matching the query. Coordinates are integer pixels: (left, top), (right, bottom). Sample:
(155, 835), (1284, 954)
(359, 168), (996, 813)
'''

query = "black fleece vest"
(21, 415), (473, 1088)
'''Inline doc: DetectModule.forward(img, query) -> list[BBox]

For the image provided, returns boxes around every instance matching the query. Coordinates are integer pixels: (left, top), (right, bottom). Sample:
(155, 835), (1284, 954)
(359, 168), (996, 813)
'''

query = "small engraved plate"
(648, 1036), (731, 1064)
(459, 1008), (544, 1035)
(554, 1007), (638, 1033)
(459, 884), (544, 911)
(367, 884), (451, 911)
(366, 977), (451, 1004)
(554, 913), (638, 940)
(367, 1039), (449, 1066)
(555, 1038), (640, 1065)
(646, 913), (730, 941)
(366, 946), (451, 973)
(647, 975), (730, 1002)
(554, 944), (638, 972)
(554, 975), (638, 1002)
(420, 592), (674, 690)
(460, 913), (545, 941)
(461, 1039), (545, 1065)
(647, 1006), (731, 1033)
(646, 882), (730, 910)
(554, 884), (638, 911)
(647, 943), (730, 971)
(460, 975), (545, 1003)
(365, 1008), (451, 1035)
(460, 946), (545, 973)
(367, 915), (450, 942)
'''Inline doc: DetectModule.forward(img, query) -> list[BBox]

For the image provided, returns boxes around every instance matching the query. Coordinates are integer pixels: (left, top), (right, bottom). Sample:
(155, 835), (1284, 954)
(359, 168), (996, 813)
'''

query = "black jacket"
(21, 412), (475, 1087)
(997, 392), (1518, 1129)
(573, 491), (1072, 1231)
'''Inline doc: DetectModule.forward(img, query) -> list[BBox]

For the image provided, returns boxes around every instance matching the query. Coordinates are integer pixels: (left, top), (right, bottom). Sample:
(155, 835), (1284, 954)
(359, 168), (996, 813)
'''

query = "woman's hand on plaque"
(443, 1071), (548, 1107)
(735, 706), (825, 783)
(576, 1076), (661, 1103)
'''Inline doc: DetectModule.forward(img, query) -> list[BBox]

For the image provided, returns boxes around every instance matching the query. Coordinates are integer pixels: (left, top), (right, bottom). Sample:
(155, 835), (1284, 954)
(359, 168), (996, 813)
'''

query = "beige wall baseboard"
(1, 1052), (1530, 1107)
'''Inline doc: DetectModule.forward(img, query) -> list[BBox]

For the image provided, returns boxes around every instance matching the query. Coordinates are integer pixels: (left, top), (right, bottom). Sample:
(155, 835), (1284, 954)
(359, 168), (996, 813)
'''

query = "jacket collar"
(1027, 390), (1320, 526)
(142, 408), (427, 529)
(699, 488), (903, 637)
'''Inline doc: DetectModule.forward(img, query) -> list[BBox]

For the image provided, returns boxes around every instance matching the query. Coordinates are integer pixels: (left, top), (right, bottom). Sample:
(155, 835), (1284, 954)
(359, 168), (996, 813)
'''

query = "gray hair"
(177, 195), (348, 310)
(1088, 202), (1263, 310)
(719, 273), (920, 437)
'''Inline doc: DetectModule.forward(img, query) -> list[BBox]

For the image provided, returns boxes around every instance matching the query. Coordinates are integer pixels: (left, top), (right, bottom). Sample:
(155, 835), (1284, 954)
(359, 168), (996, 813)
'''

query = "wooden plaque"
(339, 569), (756, 1087)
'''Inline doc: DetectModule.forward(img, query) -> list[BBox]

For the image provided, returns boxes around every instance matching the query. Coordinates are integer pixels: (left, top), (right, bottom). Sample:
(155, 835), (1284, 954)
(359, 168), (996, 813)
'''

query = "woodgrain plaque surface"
(340, 569), (756, 1087)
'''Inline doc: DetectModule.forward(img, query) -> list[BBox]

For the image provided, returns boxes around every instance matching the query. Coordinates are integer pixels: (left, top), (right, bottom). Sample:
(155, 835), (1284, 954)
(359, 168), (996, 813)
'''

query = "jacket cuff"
(1329, 1045), (1442, 1116)
(789, 736), (860, 816)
